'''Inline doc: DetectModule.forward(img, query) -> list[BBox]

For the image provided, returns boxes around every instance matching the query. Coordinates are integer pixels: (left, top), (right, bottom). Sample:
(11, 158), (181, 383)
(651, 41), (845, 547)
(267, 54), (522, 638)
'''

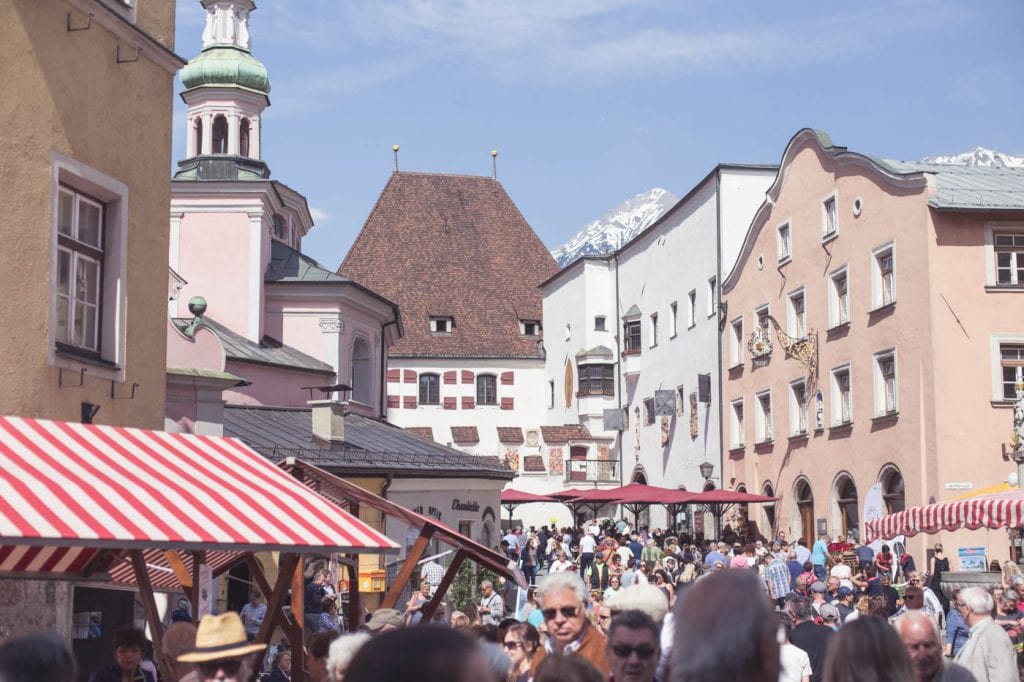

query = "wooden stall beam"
(129, 551), (172, 682)
(419, 549), (468, 624)
(380, 525), (435, 608)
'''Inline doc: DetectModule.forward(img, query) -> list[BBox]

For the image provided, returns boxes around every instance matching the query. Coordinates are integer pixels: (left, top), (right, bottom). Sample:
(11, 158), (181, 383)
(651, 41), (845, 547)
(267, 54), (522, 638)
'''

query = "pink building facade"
(722, 129), (1024, 563)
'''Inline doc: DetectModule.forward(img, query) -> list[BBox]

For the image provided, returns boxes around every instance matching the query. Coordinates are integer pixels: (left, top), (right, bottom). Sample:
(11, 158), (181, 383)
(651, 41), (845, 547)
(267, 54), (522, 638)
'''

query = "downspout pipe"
(715, 168), (725, 537)
(615, 252), (624, 487)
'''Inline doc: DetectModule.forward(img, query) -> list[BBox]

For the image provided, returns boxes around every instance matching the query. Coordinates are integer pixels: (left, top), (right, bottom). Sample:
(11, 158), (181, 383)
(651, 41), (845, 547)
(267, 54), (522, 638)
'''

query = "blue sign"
(958, 547), (987, 572)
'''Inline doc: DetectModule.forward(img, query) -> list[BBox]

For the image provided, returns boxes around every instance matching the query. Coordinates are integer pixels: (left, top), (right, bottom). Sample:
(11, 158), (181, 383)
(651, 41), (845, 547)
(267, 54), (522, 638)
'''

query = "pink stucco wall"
(222, 361), (330, 408)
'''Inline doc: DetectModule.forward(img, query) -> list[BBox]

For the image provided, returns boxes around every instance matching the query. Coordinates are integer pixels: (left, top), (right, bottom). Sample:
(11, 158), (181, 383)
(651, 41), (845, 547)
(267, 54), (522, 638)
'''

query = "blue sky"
(173, 1), (1024, 268)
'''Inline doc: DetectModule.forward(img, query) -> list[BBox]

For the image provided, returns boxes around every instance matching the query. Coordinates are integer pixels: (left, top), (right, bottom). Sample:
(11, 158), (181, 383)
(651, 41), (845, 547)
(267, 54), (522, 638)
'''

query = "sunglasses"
(611, 644), (657, 660)
(598, 614), (610, 621)
(542, 606), (581, 620)
(198, 658), (243, 675)
(503, 640), (523, 650)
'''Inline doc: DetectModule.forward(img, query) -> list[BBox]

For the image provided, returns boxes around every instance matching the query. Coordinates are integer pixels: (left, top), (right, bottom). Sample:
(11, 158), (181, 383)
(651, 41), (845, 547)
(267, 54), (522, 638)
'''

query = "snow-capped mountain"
(920, 147), (1024, 168)
(552, 188), (679, 267)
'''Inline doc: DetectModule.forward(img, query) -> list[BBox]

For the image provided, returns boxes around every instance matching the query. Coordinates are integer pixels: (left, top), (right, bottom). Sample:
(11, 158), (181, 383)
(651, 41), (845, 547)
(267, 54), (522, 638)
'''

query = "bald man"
(896, 610), (975, 682)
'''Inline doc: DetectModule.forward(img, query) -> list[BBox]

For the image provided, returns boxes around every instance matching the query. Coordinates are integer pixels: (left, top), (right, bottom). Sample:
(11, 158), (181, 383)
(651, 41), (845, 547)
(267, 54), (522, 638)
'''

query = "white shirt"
(779, 642), (812, 682)
(616, 546), (633, 565)
(830, 564), (852, 580)
(579, 535), (597, 554)
(549, 559), (573, 573)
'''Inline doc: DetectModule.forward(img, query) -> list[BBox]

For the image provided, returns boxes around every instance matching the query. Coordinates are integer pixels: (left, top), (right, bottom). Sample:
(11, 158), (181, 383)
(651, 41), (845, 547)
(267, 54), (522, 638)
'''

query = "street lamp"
(698, 461), (722, 540)
(699, 461), (714, 481)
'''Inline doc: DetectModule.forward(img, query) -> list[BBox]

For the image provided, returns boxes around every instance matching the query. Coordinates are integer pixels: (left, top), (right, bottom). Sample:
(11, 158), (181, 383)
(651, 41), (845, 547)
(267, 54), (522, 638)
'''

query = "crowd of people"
(4, 520), (1024, 681)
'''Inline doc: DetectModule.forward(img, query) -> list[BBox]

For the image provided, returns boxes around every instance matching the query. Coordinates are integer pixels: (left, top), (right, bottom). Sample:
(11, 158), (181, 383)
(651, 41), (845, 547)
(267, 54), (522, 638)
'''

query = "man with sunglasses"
(606, 610), (660, 682)
(530, 571), (609, 676)
(177, 612), (264, 682)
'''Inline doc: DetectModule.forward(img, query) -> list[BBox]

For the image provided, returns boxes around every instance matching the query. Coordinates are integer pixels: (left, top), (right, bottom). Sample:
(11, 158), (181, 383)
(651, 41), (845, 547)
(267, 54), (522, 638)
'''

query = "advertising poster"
(958, 547), (987, 572)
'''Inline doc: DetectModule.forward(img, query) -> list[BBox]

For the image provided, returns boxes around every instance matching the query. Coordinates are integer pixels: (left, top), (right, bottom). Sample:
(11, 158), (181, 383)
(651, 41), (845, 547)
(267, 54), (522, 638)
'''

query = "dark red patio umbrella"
(499, 489), (553, 524)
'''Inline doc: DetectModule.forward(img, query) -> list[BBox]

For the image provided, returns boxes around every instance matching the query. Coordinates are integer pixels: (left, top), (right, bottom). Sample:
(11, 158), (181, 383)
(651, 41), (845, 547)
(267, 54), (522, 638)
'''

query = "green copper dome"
(180, 46), (271, 95)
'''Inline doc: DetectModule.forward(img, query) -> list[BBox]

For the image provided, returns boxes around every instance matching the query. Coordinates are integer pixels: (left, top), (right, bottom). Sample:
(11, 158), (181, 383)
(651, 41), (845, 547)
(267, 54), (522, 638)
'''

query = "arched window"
(794, 478), (814, 547)
(476, 374), (497, 405)
(193, 118), (204, 156)
(735, 483), (751, 539)
(351, 337), (373, 405)
(418, 373), (439, 405)
(881, 466), (905, 514)
(212, 115), (228, 154)
(832, 474), (859, 537)
(239, 118), (251, 157)
(761, 482), (776, 538)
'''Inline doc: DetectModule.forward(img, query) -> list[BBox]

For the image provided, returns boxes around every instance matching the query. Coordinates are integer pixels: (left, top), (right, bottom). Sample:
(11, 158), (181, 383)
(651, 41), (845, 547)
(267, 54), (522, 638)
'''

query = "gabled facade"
(721, 129), (1024, 559)
(542, 166), (776, 530)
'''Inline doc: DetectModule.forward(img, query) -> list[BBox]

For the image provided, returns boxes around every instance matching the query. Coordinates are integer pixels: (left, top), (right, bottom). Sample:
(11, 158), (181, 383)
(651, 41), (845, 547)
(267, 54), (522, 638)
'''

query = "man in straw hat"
(177, 613), (266, 682)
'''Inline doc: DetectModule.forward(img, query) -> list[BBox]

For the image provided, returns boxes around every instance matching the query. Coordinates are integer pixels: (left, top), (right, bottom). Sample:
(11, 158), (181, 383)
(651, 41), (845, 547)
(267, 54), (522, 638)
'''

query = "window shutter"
(462, 397), (475, 410)
(501, 397), (514, 410)
(403, 370), (417, 384)
(403, 396), (417, 409)
(386, 395), (400, 408)
(461, 370), (475, 384)
(501, 371), (514, 385)
(443, 397), (456, 410)
(443, 371), (457, 384)
(386, 369), (400, 383)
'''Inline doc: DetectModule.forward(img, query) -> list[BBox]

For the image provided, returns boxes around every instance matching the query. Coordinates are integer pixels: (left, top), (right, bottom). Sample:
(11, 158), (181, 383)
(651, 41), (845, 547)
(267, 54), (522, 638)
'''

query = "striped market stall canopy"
(865, 489), (1024, 542)
(0, 416), (398, 577)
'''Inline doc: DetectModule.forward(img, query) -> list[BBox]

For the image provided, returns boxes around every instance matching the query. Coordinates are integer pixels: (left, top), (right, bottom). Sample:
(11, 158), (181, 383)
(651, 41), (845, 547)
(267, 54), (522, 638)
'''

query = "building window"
(755, 305), (770, 335)
(1001, 344), (1024, 399)
(192, 118), (203, 156)
(51, 153), (128, 377)
(777, 222), (792, 262)
(212, 115), (228, 154)
(707, 277), (717, 317)
(829, 267), (849, 327)
(730, 317), (744, 367)
(56, 187), (104, 353)
(995, 233), (1024, 286)
(669, 302), (678, 337)
(595, 316), (606, 331)
(624, 320), (642, 354)
(476, 374), (497, 405)
(755, 390), (772, 442)
(351, 338), (373, 404)
(873, 350), (897, 415)
(643, 397), (655, 425)
(578, 363), (614, 396)
(430, 317), (453, 334)
(650, 313), (659, 347)
(687, 290), (696, 327)
(239, 118), (251, 157)
(272, 214), (289, 242)
(822, 194), (838, 239)
(790, 379), (808, 435)
(419, 373), (440, 405)
(788, 289), (806, 339)
(730, 398), (745, 448)
(520, 319), (541, 336)
(549, 380), (555, 408)
(831, 365), (852, 425)
(872, 244), (896, 308)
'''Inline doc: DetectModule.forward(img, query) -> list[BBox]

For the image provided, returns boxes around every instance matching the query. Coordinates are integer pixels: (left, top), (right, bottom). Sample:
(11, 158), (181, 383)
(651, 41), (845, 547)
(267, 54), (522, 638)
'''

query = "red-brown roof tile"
(540, 424), (593, 444)
(339, 172), (559, 358)
(404, 427), (434, 441)
(497, 427), (524, 444)
(523, 455), (546, 473)
(451, 426), (480, 443)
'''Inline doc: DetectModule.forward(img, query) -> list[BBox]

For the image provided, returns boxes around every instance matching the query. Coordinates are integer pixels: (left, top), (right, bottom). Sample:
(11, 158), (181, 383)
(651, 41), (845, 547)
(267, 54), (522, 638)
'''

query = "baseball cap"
(810, 582), (828, 593)
(819, 603), (840, 622)
(837, 586), (853, 598)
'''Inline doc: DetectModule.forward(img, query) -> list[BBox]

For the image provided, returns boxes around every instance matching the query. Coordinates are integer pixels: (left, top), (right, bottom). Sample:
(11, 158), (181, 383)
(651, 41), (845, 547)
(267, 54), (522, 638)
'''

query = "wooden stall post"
(346, 555), (359, 632)
(380, 525), (435, 608)
(290, 557), (306, 680)
(419, 549), (468, 624)
(189, 550), (206, 624)
(128, 551), (173, 682)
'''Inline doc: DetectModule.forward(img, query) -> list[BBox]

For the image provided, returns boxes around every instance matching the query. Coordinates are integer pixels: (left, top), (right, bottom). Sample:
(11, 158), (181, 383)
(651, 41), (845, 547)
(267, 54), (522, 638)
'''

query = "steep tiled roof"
(338, 172), (559, 358)
(540, 424), (594, 444)
(451, 426), (480, 444)
(223, 405), (512, 479)
(405, 426), (435, 441)
(172, 317), (334, 374)
(496, 427), (524, 444)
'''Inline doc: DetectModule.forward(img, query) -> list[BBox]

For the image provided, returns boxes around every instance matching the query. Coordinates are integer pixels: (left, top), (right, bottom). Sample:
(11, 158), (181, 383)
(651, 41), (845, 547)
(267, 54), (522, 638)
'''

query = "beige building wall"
(0, 1), (182, 428)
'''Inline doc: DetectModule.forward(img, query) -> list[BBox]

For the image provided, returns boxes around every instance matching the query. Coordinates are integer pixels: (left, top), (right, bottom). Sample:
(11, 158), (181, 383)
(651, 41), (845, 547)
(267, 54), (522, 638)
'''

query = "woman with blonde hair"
(1002, 560), (1022, 587)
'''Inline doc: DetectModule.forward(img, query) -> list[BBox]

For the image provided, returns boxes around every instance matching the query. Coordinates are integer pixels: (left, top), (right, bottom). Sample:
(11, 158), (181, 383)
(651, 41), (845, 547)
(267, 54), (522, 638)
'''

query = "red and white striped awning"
(0, 416), (398, 577)
(864, 489), (1024, 542)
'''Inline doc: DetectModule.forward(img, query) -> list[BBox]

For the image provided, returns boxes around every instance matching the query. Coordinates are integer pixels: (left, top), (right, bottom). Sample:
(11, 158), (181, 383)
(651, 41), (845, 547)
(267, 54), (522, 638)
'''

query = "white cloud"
(310, 207), (330, 224)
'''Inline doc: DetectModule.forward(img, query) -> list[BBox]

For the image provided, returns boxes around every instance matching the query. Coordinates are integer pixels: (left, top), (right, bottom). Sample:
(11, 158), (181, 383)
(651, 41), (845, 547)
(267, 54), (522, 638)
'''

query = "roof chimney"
(309, 399), (346, 444)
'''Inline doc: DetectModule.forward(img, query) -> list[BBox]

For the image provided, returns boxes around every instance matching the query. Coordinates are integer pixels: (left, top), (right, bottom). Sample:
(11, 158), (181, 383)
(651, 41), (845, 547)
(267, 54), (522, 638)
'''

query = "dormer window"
(431, 317), (454, 335)
(271, 214), (290, 243)
(520, 319), (541, 336)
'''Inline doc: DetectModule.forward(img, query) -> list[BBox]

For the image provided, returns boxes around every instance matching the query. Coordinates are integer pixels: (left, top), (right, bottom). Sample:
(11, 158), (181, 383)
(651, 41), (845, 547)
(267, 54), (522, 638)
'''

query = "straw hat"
(177, 613), (266, 663)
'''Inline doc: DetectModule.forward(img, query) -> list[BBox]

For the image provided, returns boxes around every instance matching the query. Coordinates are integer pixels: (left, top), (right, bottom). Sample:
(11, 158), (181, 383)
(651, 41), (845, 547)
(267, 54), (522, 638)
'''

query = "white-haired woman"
(325, 632), (371, 682)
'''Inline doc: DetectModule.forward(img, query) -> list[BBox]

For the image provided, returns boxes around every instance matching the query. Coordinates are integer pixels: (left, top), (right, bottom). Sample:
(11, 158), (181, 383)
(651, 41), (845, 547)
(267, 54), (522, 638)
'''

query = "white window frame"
(830, 364), (852, 426)
(872, 349), (898, 416)
(595, 315), (606, 331)
(669, 301), (678, 338)
(829, 265), (850, 328)
(871, 242), (896, 310)
(755, 389), (773, 443)
(650, 313), (659, 348)
(430, 316), (454, 334)
(707, 276), (717, 318)
(98, 0), (137, 22)
(48, 152), (128, 382)
(989, 334), (1024, 401)
(984, 224), (1024, 287)
(754, 304), (770, 335)
(789, 379), (809, 436)
(777, 221), (792, 263)
(822, 191), (839, 240)
(687, 290), (696, 328)
(730, 317), (744, 367)
(730, 398), (745, 448)
(787, 288), (806, 339)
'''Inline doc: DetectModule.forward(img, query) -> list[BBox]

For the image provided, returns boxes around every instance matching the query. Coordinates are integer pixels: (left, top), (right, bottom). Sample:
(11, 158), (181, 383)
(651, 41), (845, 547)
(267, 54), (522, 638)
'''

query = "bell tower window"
(212, 115), (228, 154)
(239, 118), (251, 158)
(193, 119), (203, 157)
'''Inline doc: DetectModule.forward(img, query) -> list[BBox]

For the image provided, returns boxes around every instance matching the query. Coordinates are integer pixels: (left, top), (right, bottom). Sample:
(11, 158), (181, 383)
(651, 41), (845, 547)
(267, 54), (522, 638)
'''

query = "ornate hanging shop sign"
(747, 326), (773, 367)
